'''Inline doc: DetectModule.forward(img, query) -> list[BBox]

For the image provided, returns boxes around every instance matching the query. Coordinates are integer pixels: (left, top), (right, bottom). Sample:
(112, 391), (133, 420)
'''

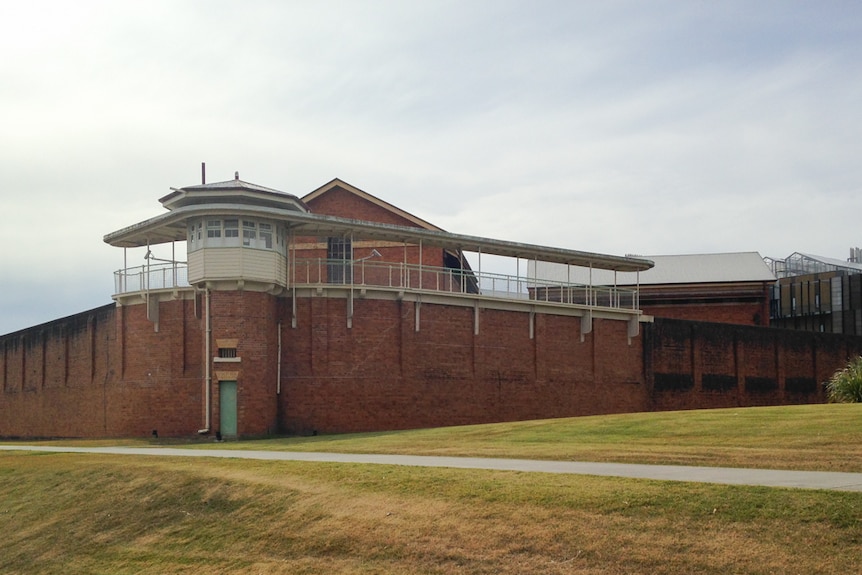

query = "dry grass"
(1, 450), (860, 574)
(3, 405), (862, 573)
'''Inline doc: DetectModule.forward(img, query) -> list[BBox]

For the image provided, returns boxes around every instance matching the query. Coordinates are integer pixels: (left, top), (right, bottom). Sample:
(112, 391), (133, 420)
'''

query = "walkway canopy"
(104, 202), (653, 273)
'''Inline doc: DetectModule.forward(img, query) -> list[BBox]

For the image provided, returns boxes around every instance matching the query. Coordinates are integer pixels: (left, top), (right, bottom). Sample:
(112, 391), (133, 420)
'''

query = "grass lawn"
(1, 404), (861, 574)
(91, 403), (862, 472)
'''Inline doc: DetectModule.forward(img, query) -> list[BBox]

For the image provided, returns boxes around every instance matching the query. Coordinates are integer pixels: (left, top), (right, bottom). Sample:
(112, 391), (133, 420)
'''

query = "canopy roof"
(105, 180), (654, 273)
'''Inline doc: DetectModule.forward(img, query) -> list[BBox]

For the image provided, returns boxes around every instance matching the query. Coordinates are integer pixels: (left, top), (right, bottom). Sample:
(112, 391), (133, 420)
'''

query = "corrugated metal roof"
(533, 252), (775, 286)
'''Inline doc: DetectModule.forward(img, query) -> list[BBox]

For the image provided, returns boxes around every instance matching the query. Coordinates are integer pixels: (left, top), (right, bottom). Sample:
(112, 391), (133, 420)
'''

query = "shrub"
(826, 356), (862, 403)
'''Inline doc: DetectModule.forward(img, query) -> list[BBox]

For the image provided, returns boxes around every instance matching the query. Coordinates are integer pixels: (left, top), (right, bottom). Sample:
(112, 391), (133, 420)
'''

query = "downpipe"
(198, 288), (212, 434)
(277, 320), (282, 395)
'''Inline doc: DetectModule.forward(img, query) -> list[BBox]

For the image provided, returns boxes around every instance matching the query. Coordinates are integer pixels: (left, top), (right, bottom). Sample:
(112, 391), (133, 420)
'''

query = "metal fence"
(292, 259), (639, 310)
(113, 259), (638, 310)
(114, 263), (189, 294)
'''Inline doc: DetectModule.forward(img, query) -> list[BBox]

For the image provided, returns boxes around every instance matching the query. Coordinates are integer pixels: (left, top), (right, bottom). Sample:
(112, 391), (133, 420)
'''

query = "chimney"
(235, 171), (240, 181)
(201, 162), (206, 185)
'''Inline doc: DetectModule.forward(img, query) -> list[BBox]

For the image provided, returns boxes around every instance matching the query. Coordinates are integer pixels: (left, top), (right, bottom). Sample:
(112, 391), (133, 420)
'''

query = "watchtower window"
(207, 220), (222, 238)
(224, 219), (239, 238)
(259, 223), (273, 249)
(243, 221), (257, 246)
(188, 222), (203, 251)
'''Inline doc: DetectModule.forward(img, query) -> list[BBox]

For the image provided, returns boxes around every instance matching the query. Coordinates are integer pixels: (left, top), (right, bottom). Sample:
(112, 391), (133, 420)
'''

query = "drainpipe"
(198, 288), (212, 434)
(277, 320), (282, 394)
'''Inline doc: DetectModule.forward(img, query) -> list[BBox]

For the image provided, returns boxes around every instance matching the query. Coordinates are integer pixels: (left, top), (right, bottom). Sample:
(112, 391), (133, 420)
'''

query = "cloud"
(2, 0), (862, 334)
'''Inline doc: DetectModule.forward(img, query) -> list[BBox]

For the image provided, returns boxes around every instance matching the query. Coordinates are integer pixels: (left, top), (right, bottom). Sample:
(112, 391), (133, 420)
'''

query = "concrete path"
(2, 444), (862, 492)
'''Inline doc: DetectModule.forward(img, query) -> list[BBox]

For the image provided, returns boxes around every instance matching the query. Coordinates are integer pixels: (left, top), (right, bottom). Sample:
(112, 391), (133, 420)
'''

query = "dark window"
(218, 347), (238, 359)
(327, 237), (352, 284)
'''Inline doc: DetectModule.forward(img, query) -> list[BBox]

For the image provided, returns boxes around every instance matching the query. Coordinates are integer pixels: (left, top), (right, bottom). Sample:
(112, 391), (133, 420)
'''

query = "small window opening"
(218, 347), (238, 359)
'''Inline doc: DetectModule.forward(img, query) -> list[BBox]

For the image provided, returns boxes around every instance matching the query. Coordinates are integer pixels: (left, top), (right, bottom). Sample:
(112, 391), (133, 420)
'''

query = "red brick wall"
(4, 294), (862, 439)
(646, 318), (862, 412)
(279, 297), (648, 434)
(642, 302), (766, 327)
(209, 291), (280, 436)
(114, 298), (206, 437)
(305, 186), (427, 228)
(640, 284), (771, 327)
(0, 301), (209, 439)
(0, 306), (119, 437)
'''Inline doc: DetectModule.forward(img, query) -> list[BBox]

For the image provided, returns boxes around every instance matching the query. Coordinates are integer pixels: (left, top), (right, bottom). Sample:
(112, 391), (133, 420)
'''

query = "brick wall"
(0, 300), (209, 438)
(639, 283), (771, 327)
(642, 302), (766, 327)
(4, 295), (862, 439)
(209, 290), (280, 436)
(645, 317), (862, 411)
(279, 297), (648, 434)
(305, 186), (427, 228)
(0, 305), (118, 437)
(115, 298), (205, 437)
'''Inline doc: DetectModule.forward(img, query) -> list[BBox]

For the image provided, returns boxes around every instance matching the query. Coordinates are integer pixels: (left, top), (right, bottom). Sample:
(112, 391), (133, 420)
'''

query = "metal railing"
(292, 259), (639, 310)
(114, 263), (189, 294)
(113, 259), (638, 311)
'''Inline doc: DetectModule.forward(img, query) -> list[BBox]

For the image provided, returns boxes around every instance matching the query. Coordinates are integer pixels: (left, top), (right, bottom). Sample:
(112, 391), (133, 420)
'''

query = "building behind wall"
(532, 252), (776, 327)
(766, 250), (862, 334)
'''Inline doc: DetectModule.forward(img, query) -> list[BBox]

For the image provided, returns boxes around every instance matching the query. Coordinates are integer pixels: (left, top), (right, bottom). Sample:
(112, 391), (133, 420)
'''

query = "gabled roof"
(533, 252), (775, 286)
(302, 178), (444, 231)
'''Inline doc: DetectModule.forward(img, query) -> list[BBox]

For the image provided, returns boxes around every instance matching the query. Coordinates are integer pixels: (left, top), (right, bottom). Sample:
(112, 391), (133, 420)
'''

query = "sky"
(2, 0), (861, 335)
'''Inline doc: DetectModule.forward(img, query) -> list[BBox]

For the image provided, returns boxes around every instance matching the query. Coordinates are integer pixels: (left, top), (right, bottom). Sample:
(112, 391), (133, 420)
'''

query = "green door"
(219, 381), (238, 437)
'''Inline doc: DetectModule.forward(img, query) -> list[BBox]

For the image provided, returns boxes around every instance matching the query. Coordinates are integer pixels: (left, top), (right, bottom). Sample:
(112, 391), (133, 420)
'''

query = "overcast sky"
(2, 0), (861, 335)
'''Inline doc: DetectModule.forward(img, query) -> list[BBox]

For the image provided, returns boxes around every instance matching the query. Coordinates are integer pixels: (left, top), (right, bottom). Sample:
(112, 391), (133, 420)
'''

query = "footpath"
(3, 444), (862, 492)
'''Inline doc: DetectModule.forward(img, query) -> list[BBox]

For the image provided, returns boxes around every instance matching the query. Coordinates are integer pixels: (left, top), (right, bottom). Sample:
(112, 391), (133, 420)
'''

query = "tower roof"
(158, 174), (308, 212)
